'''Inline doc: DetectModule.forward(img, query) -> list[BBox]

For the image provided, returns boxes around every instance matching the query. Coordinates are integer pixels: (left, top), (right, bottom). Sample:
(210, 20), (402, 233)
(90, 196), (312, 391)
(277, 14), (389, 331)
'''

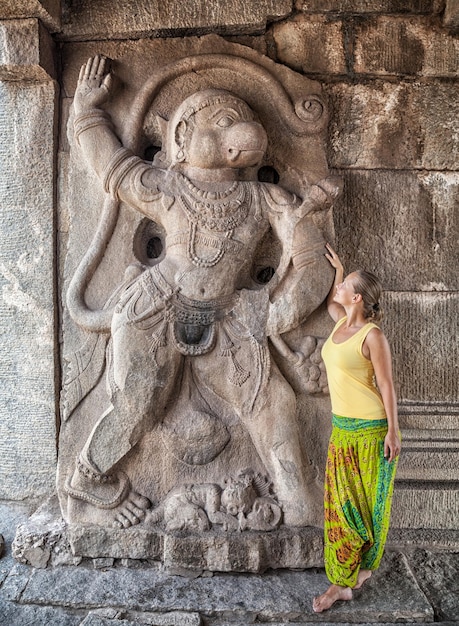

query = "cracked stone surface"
(0, 501), (446, 626)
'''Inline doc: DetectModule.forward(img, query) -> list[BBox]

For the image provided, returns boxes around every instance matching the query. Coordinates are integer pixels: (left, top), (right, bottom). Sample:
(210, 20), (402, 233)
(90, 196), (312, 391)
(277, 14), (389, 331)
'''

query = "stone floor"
(1, 500), (458, 626)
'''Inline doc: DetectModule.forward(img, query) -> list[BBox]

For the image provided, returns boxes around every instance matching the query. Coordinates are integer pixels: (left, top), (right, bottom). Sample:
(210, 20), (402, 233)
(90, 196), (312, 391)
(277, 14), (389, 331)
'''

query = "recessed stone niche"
(45, 34), (341, 571)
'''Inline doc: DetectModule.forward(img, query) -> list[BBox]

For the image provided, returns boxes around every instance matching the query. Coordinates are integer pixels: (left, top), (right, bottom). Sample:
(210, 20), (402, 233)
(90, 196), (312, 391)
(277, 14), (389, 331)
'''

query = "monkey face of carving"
(169, 91), (268, 170)
(186, 103), (267, 169)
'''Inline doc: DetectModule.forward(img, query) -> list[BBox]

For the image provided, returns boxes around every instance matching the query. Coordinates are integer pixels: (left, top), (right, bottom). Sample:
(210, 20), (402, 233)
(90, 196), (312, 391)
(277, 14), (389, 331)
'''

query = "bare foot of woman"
(312, 584), (353, 613)
(354, 569), (372, 590)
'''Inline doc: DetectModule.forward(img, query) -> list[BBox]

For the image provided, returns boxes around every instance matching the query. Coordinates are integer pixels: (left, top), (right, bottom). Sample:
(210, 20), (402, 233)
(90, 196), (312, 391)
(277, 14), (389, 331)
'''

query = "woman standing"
(313, 244), (401, 613)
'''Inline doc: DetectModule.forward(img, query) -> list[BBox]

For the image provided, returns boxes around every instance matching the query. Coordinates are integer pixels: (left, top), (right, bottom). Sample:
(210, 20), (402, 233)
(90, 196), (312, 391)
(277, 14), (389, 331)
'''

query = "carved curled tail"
(66, 194), (119, 333)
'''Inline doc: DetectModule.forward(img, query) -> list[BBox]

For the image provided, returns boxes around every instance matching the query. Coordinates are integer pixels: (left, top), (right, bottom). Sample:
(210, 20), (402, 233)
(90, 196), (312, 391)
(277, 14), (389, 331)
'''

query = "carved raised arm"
(73, 55), (123, 179)
(74, 55), (114, 115)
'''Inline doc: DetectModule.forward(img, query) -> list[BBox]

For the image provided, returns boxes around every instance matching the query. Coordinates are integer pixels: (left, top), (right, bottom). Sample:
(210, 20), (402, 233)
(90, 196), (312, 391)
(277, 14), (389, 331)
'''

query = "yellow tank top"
(321, 316), (386, 420)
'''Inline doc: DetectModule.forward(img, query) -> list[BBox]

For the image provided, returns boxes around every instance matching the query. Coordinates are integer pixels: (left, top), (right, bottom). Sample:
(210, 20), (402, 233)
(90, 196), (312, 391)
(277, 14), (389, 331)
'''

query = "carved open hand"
(74, 55), (113, 114)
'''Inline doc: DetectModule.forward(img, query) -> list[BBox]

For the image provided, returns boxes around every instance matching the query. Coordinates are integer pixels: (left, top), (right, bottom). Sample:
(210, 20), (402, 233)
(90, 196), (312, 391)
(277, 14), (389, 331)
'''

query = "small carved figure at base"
(145, 471), (282, 533)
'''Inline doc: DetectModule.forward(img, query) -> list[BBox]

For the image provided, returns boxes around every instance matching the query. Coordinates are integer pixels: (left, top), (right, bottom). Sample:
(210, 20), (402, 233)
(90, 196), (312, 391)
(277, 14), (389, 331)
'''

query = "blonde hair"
(352, 270), (384, 322)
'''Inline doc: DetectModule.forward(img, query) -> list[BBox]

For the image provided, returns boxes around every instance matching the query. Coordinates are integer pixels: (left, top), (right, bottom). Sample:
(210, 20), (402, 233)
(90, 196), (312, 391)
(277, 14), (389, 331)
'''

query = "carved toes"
(112, 491), (151, 529)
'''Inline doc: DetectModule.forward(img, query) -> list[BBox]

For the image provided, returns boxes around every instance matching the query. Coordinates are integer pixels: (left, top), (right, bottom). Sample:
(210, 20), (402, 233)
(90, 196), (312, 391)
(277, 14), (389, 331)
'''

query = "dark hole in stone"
(147, 236), (163, 259)
(258, 166), (280, 184)
(256, 266), (275, 284)
(144, 145), (161, 162)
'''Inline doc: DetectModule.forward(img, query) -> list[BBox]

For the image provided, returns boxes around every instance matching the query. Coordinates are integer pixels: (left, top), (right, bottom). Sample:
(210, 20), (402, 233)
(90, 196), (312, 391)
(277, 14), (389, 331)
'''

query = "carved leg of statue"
(242, 361), (323, 528)
(66, 319), (183, 528)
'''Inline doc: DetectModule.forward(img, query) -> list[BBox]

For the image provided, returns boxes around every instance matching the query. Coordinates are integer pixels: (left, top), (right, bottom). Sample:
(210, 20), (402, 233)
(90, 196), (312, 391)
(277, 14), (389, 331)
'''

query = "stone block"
(0, 0), (60, 33)
(354, 16), (459, 77)
(392, 483), (459, 530)
(57, 34), (335, 552)
(397, 439), (459, 481)
(327, 81), (459, 170)
(69, 525), (164, 561)
(397, 405), (459, 482)
(0, 80), (58, 500)
(295, 0), (437, 12)
(443, 0), (459, 31)
(17, 551), (434, 622)
(382, 292), (458, 405)
(0, 604), (82, 626)
(408, 549), (459, 622)
(0, 18), (55, 80)
(12, 496), (81, 568)
(332, 170), (459, 292)
(58, 0), (292, 41)
(68, 524), (323, 573)
(272, 14), (346, 75)
(81, 610), (202, 626)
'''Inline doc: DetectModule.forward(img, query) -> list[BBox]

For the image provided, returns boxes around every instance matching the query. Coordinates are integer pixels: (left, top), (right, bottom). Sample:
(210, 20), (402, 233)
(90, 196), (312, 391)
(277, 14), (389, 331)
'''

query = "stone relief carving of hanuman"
(64, 54), (340, 530)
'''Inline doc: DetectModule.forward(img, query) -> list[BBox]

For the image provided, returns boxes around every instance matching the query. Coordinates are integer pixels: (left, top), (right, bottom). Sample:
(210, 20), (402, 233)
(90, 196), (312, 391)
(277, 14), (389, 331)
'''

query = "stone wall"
(0, 0), (458, 534)
(0, 16), (58, 500)
(271, 2), (459, 528)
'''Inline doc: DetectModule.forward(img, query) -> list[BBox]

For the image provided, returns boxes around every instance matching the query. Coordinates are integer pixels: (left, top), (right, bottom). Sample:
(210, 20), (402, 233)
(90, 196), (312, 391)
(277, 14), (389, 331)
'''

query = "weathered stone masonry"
(0, 1), (458, 543)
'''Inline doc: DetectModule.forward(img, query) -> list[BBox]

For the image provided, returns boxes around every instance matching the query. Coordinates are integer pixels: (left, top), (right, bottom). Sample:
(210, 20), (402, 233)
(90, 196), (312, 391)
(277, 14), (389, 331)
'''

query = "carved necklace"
(177, 174), (250, 268)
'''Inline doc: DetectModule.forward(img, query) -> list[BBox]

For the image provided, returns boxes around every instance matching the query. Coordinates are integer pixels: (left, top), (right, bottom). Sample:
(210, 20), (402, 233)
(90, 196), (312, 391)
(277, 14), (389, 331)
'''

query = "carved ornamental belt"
(144, 266), (238, 357)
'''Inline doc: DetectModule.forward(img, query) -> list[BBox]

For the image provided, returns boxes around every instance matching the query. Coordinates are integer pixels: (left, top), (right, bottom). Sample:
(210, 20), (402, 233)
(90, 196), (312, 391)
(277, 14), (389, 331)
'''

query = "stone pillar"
(0, 16), (59, 499)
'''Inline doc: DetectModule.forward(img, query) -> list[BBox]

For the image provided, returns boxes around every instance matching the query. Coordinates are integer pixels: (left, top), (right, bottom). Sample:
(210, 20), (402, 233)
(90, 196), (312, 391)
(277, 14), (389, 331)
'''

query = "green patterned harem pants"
(324, 415), (399, 588)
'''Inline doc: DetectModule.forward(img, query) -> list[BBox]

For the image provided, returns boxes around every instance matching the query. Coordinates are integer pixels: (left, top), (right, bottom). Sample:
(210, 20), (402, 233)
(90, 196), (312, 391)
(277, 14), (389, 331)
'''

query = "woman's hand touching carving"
(74, 55), (113, 114)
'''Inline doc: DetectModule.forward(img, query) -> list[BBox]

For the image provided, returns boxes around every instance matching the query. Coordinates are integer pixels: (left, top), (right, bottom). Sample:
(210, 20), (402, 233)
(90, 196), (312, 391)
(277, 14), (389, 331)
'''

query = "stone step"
(9, 550), (433, 624)
(81, 616), (434, 626)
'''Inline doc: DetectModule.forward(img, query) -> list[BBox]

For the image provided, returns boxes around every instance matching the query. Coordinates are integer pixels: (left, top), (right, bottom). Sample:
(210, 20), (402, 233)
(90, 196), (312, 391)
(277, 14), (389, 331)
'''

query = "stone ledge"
(16, 551), (434, 623)
(388, 527), (459, 551)
(399, 403), (459, 430)
(397, 439), (459, 482)
(57, 0), (292, 42)
(13, 494), (459, 573)
(295, 0), (437, 13)
(0, 0), (61, 33)
(0, 18), (55, 81)
(68, 523), (324, 574)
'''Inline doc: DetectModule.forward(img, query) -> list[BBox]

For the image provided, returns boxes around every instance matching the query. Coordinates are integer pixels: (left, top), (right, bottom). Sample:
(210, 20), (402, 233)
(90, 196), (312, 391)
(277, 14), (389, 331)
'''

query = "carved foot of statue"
(281, 479), (324, 528)
(65, 460), (150, 528)
(111, 491), (151, 528)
